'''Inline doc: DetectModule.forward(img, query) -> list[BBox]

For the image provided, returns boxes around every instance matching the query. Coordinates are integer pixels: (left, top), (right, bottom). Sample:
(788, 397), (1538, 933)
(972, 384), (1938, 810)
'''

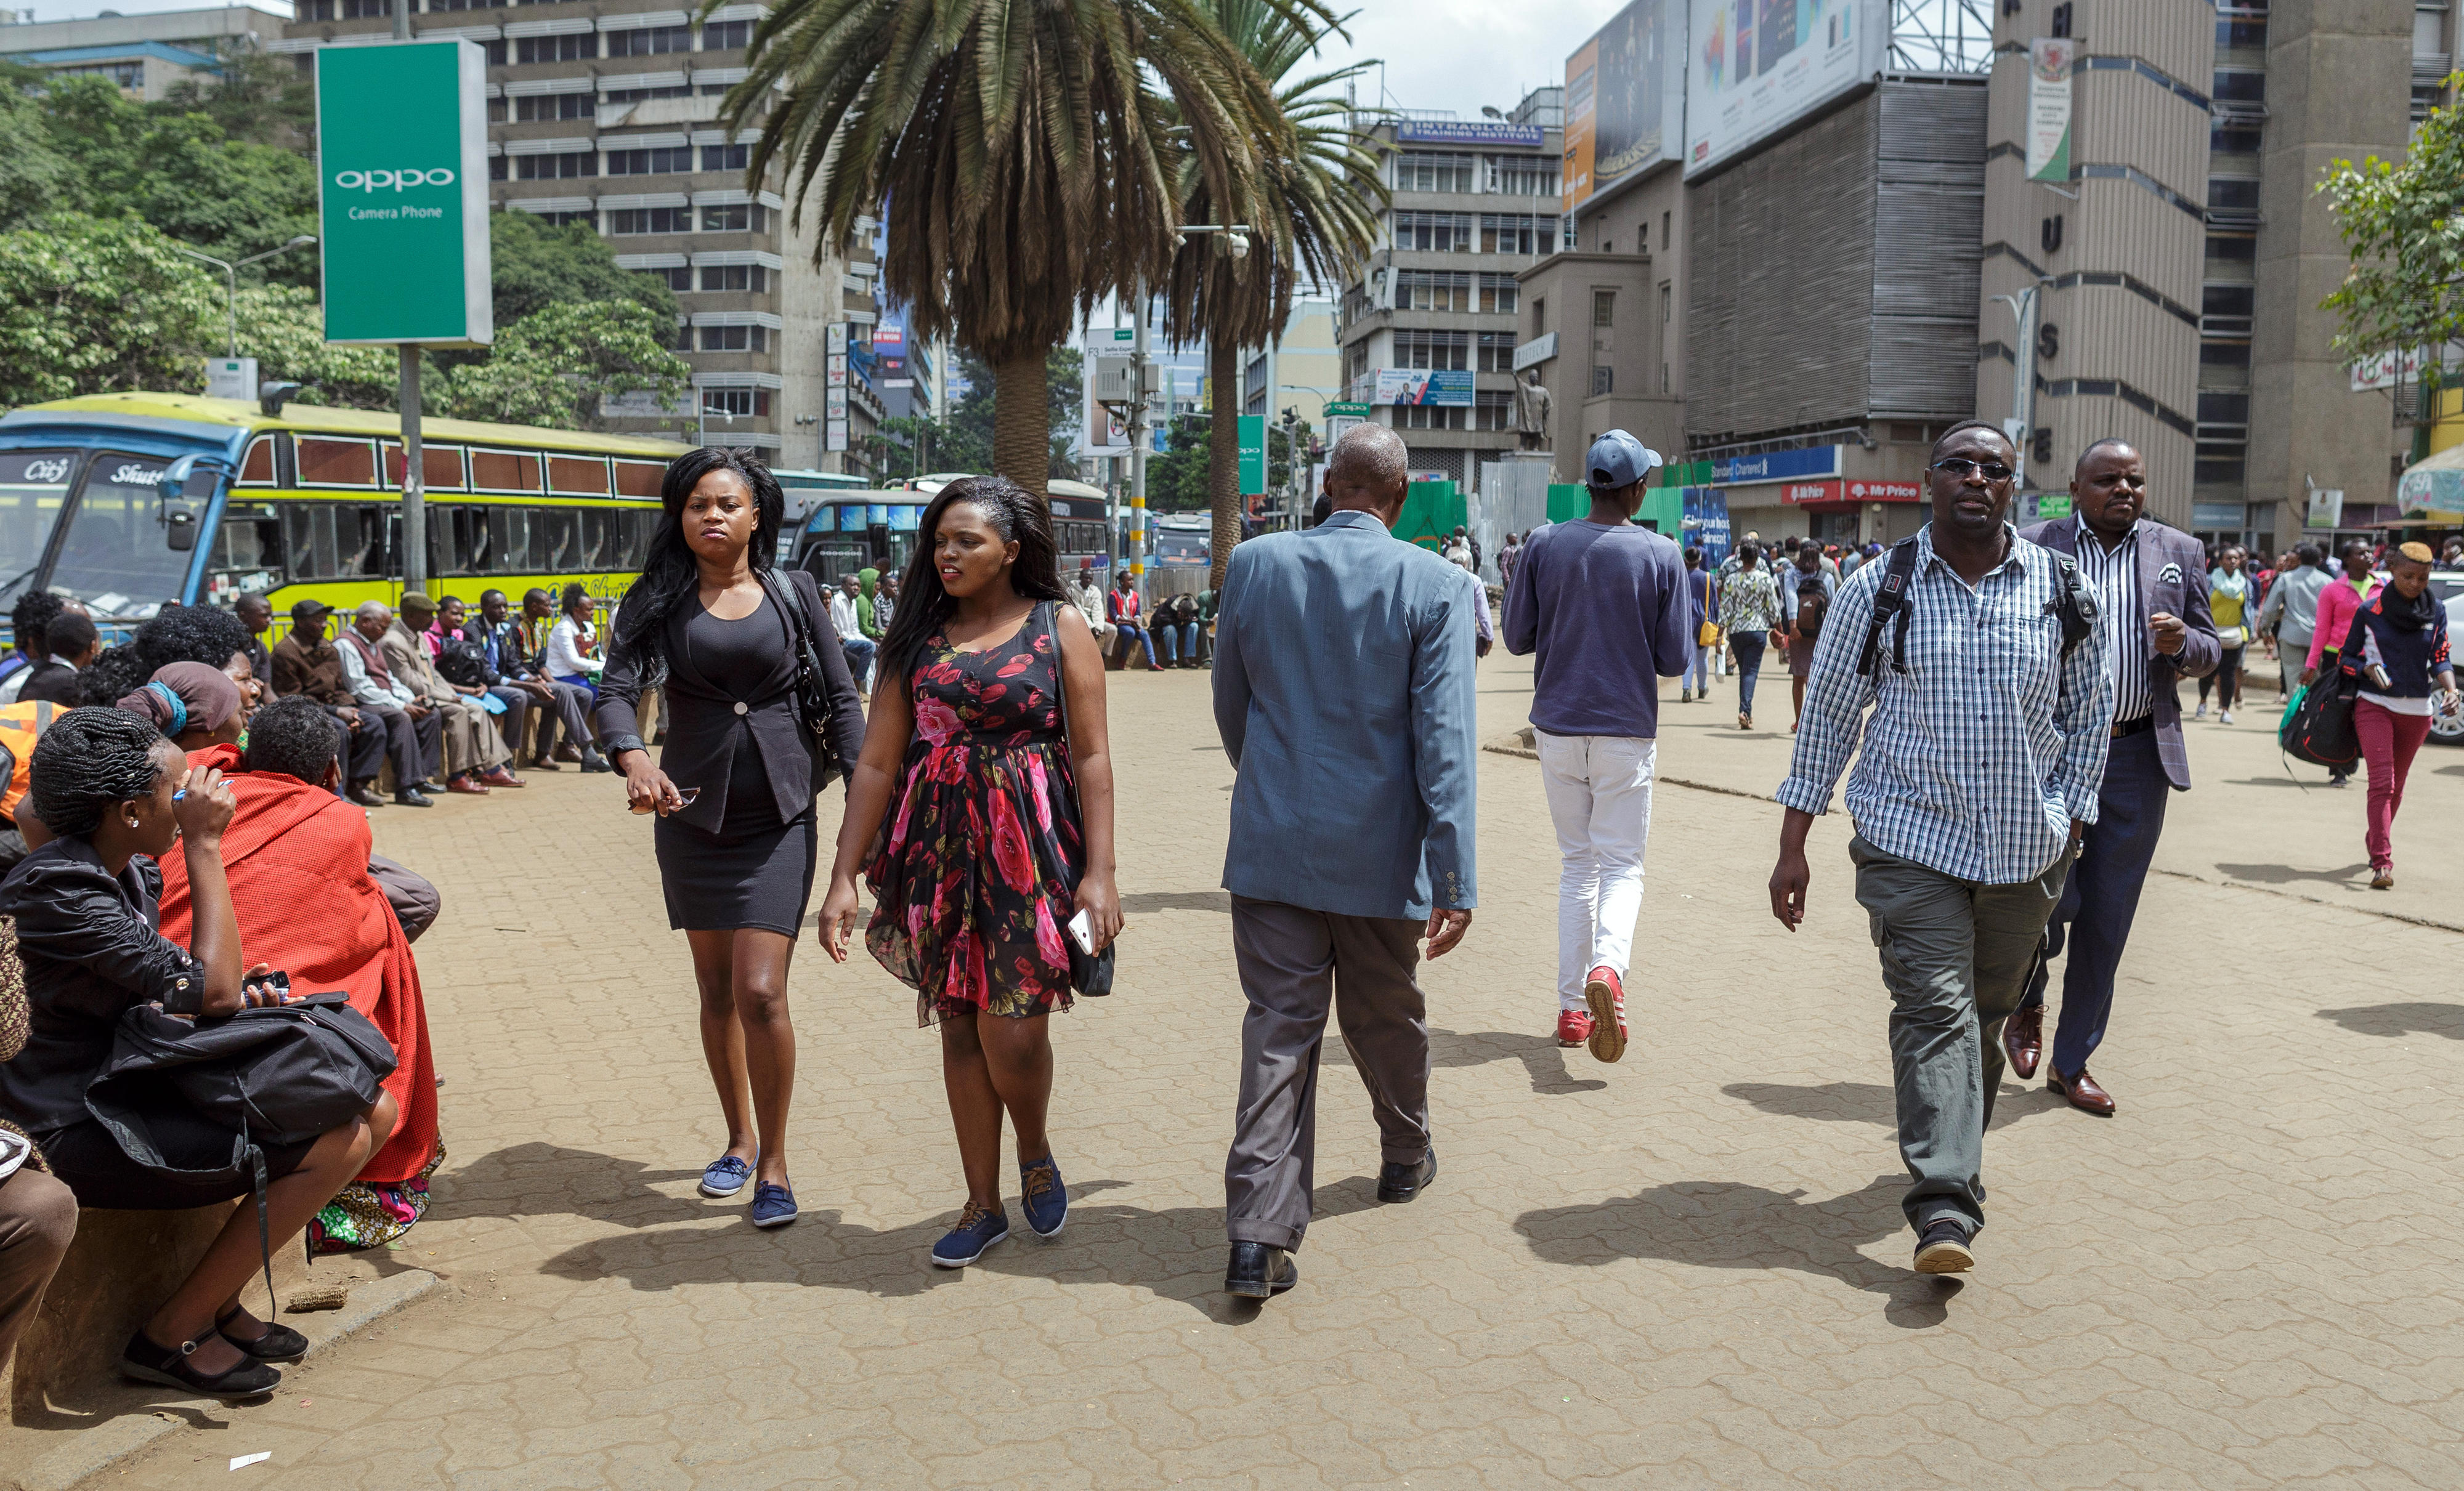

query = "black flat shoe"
(119, 1328), (282, 1399)
(1224, 1242), (1298, 1299)
(1377, 1147), (1437, 1203)
(216, 1306), (309, 1360)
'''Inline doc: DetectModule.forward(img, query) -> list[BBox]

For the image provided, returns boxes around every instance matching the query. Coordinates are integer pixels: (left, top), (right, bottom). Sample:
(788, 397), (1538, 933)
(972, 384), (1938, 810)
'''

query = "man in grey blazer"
(1211, 424), (1480, 1301)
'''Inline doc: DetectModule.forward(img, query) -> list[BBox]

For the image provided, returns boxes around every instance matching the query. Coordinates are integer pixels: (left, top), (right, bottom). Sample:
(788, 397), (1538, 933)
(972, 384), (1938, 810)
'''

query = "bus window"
(471, 448), (542, 493)
(535, 507), (582, 570)
(297, 437), (378, 488)
(487, 507), (535, 572)
(624, 508), (660, 569)
(614, 459), (665, 498)
(426, 504), (466, 577)
(548, 456), (611, 496)
(49, 453), (187, 619)
(580, 509), (618, 570)
(384, 442), (467, 491)
(236, 435), (278, 486)
(210, 500), (286, 593)
(282, 503), (391, 580)
(0, 450), (78, 608)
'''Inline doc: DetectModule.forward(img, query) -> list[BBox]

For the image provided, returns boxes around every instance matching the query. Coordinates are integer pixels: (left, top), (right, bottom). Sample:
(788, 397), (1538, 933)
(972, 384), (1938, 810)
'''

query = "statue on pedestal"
(1513, 368), (1552, 452)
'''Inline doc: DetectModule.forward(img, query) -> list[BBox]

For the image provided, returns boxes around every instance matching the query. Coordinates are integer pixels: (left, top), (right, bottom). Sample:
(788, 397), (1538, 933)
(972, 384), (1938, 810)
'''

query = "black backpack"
(1794, 577), (1830, 640)
(1856, 536), (2098, 677)
(435, 636), (496, 688)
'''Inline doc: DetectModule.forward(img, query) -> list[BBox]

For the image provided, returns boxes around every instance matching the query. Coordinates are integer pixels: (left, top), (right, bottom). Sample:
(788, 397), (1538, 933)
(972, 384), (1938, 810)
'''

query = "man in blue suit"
(1212, 423), (1481, 1301)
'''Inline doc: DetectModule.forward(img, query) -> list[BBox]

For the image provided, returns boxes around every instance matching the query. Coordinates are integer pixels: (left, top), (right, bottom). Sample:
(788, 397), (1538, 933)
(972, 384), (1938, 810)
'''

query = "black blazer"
(17, 661), (78, 706)
(593, 568), (865, 834)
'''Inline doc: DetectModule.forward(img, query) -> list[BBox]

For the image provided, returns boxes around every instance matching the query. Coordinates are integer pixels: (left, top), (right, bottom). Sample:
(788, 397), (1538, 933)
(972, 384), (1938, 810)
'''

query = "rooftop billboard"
(1684, 0), (1885, 179)
(1562, 0), (1685, 212)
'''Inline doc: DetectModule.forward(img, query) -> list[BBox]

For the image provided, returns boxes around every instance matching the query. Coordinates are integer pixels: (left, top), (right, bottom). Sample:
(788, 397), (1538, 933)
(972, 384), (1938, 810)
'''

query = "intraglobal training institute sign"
(315, 40), (492, 345)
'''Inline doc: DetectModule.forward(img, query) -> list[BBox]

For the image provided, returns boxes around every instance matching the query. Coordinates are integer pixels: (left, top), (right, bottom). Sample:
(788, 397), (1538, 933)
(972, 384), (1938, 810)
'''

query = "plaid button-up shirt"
(1775, 523), (2117, 884)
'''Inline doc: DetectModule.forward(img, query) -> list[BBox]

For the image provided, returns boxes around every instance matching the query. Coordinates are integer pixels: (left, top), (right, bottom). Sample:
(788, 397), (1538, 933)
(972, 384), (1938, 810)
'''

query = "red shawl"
(158, 744), (439, 1186)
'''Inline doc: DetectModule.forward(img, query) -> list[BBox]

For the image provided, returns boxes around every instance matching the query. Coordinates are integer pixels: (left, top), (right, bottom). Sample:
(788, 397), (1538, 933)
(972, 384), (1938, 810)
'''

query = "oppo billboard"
(315, 40), (493, 345)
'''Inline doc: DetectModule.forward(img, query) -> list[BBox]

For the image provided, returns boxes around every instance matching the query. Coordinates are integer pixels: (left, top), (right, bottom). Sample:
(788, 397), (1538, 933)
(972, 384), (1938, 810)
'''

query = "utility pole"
(1130, 277), (1150, 587)
(391, 0), (425, 594)
(1994, 284), (2041, 493)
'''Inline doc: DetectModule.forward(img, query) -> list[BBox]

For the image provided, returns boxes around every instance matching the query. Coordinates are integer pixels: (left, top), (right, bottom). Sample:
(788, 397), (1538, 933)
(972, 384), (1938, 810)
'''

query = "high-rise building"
(1332, 89), (1570, 488)
(0, 4), (285, 101)
(275, 1), (885, 475)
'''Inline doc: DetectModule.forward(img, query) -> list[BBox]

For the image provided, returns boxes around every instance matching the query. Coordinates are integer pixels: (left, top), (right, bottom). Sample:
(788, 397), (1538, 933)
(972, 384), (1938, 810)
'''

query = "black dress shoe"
(1376, 1147), (1437, 1203)
(1224, 1242), (1297, 1299)
(394, 788), (434, 807)
(347, 783), (386, 808)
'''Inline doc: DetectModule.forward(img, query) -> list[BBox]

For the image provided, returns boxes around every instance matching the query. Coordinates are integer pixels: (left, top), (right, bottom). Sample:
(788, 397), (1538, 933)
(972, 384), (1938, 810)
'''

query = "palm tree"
(723, 0), (1311, 496)
(1162, 0), (1384, 583)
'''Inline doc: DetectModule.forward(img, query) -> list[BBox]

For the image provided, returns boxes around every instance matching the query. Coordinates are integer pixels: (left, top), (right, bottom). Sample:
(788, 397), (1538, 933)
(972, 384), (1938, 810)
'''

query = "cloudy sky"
(1302, 0), (1627, 116)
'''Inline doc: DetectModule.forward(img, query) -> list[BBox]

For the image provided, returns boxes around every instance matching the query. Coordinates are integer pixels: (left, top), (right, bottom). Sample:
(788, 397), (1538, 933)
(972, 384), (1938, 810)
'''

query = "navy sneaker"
(1019, 1155), (1067, 1238)
(931, 1202), (1009, 1267)
(699, 1153), (754, 1198)
(750, 1182), (798, 1229)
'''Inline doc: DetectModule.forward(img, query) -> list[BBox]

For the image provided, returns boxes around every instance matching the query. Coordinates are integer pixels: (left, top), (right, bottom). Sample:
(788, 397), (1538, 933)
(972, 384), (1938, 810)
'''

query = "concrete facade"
(274, 2), (884, 474)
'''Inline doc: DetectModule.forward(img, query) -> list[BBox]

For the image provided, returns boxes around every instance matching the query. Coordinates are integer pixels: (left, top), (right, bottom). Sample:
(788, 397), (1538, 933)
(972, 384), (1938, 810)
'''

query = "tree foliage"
(0, 213), (219, 406)
(430, 301), (693, 431)
(2320, 78), (2464, 358)
(230, 283), (404, 410)
(489, 210), (680, 329)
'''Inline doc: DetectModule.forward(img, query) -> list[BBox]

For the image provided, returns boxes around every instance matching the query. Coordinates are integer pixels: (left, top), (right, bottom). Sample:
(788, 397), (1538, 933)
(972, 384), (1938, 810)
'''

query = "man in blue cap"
(1501, 429), (1693, 1062)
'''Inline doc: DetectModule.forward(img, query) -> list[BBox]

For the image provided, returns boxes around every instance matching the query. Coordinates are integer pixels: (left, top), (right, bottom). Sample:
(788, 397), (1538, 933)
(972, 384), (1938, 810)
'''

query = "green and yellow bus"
(0, 392), (690, 639)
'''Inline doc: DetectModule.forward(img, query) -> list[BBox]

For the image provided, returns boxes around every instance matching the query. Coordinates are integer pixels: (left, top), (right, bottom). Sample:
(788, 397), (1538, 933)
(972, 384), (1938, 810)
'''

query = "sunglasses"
(1930, 458), (2015, 482)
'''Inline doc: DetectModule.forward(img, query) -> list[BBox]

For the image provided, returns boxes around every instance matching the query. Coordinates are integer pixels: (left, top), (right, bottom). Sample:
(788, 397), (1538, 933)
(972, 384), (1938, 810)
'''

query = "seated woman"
(115, 661), (251, 754)
(156, 696), (444, 1251)
(0, 708), (396, 1400)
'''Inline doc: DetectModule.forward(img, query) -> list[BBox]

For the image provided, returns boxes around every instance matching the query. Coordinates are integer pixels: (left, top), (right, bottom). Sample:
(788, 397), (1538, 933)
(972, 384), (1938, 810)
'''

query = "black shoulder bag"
(1039, 601), (1115, 996)
(757, 567), (846, 785)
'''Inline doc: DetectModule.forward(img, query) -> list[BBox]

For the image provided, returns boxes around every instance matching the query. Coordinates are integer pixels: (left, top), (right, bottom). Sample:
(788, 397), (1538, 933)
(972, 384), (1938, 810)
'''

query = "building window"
(648, 265), (692, 291)
(1661, 212), (1671, 252)
(1398, 405), (1465, 430)
(1395, 151), (1475, 193)
(2215, 15), (2266, 51)
(427, 0), (505, 10)
(1659, 282), (1671, 323)
(701, 143), (750, 172)
(514, 93), (593, 121)
(699, 264), (769, 292)
(1392, 211), (1475, 252)
(701, 388), (771, 416)
(2200, 341), (2253, 368)
(1480, 212), (1550, 254)
(702, 19), (752, 48)
(1485, 154), (1558, 196)
(700, 324), (771, 352)
(484, 39), (507, 63)
(607, 23), (691, 55)
(488, 157), (508, 180)
(1475, 389), (1515, 430)
(2212, 70), (2266, 103)
(607, 147), (694, 175)
(1476, 331), (1516, 371)
(1532, 295), (1546, 334)
(1393, 329), (1471, 370)
(514, 152), (596, 180)
(537, 211), (596, 229)
(1478, 273), (1518, 314)
(514, 33), (596, 63)
(701, 203), (767, 232)
(2210, 119), (2263, 156)
(487, 97), (508, 123)
(1590, 365), (1613, 395)
(1592, 289), (1615, 327)
(608, 206), (694, 234)
(2208, 177), (2261, 212)
(1395, 270), (1474, 313)
(52, 59), (145, 87)
(603, 84), (692, 102)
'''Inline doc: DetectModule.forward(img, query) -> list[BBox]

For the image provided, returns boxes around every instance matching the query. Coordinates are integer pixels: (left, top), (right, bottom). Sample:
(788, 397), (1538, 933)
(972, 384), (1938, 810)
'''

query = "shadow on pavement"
(1512, 1175), (1962, 1327)
(1119, 889), (1231, 915)
(1432, 1028), (1608, 1095)
(2214, 860), (2372, 886)
(2316, 1002), (2464, 1040)
(517, 1150), (1384, 1319)
(1719, 1080), (2062, 1132)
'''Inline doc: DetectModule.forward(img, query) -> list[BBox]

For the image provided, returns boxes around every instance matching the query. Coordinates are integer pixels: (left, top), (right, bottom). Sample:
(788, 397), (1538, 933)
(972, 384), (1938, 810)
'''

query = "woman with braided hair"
(0, 709), (397, 1399)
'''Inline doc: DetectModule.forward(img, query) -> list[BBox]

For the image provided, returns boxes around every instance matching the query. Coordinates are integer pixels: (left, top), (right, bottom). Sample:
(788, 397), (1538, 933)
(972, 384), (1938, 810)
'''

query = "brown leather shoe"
(2001, 1003), (2043, 1081)
(446, 775), (490, 795)
(2048, 1065), (2115, 1116)
(553, 743), (585, 764)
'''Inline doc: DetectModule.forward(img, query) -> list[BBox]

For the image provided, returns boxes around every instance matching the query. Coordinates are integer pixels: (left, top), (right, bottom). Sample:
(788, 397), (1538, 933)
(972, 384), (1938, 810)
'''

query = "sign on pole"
(2025, 39), (2076, 183)
(315, 41), (492, 345)
(1237, 414), (1266, 495)
(204, 357), (257, 402)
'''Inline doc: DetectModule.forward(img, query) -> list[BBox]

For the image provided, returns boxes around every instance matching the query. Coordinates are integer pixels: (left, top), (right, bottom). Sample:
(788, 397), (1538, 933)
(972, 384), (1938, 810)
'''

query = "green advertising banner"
(1238, 414), (1266, 495)
(317, 40), (492, 345)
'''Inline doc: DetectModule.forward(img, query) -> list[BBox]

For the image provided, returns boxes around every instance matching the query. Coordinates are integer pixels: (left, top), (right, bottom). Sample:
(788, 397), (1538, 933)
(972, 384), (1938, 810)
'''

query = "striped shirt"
(2072, 517), (2150, 722)
(1775, 523), (2118, 885)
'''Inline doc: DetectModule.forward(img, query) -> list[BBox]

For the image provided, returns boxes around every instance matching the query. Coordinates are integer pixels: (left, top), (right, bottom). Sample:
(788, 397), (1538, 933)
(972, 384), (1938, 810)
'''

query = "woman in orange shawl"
(145, 687), (442, 1248)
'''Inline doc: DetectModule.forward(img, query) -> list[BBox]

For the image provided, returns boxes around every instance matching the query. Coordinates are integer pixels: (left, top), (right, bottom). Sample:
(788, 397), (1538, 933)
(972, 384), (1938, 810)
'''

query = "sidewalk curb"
(6, 1268), (442, 1491)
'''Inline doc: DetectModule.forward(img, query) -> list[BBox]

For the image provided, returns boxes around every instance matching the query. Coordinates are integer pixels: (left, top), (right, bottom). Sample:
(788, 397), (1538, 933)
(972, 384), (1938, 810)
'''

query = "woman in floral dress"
(818, 475), (1122, 1268)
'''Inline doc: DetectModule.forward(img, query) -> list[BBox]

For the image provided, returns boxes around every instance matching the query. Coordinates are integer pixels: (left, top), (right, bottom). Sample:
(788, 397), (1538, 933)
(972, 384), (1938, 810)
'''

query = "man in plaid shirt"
(1767, 421), (2115, 1277)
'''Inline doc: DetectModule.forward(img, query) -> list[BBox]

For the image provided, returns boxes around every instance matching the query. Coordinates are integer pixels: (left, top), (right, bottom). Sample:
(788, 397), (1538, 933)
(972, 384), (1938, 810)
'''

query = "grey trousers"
(1850, 836), (2069, 1238)
(0, 1166), (76, 1373)
(1224, 895), (1430, 1253)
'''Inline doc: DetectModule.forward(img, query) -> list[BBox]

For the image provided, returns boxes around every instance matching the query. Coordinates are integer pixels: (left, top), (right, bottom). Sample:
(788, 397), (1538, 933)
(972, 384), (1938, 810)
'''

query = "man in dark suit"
(2007, 439), (2218, 1114)
(1212, 423), (1480, 1302)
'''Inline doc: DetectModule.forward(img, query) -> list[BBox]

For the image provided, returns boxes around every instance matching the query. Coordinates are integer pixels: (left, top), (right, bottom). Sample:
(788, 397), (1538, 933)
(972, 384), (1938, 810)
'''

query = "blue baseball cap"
(1586, 429), (1663, 489)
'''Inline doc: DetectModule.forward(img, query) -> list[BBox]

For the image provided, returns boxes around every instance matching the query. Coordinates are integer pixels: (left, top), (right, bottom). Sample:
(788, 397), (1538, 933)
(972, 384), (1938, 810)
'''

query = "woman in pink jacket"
(2302, 539), (2383, 787)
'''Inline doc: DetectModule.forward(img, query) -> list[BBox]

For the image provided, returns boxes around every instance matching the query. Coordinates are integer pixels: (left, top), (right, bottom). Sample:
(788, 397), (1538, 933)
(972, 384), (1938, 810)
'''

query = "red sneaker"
(1583, 966), (1627, 1064)
(1555, 1009), (1595, 1048)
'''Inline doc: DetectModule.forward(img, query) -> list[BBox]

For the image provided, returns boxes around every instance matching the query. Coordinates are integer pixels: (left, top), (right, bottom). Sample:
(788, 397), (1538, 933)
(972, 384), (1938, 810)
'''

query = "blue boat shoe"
(699, 1152), (754, 1199)
(1019, 1155), (1067, 1239)
(931, 1202), (1009, 1267)
(750, 1182), (798, 1229)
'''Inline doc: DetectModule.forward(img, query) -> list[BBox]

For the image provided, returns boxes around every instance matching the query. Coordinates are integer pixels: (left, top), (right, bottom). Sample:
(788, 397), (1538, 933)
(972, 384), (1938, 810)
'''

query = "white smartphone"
(1067, 907), (1097, 956)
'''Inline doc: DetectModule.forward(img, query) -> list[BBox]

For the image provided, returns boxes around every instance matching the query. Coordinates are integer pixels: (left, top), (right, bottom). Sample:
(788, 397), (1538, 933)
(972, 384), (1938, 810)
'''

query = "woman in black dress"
(817, 477), (1121, 1268)
(596, 449), (864, 1230)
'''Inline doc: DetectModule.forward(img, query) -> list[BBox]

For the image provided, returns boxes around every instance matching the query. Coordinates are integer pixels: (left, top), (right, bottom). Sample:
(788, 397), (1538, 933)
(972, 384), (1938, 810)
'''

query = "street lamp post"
(1172, 225), (1253, 570)
(1992, 282), (2046, 491)
(172, 235), (319, 358)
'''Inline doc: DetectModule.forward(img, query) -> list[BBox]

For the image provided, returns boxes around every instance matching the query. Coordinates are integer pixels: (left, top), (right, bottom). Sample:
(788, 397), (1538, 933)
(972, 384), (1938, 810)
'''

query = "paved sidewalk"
(81, 652), (2464, 1489)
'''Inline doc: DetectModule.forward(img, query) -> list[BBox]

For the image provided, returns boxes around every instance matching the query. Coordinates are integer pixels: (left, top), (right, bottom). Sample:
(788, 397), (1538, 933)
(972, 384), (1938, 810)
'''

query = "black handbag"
(1039, 602), (1114, 996)
(2280, 673), (2360, 769)
(757, 568), (846, 783)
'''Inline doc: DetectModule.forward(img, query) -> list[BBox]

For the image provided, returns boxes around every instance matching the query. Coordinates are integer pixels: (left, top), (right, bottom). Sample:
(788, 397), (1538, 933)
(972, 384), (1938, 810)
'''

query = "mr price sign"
(315, 40), (492, 345)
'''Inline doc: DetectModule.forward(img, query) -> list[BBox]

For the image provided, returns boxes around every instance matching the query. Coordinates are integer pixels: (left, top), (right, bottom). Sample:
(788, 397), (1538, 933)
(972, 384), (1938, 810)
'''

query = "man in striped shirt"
(1767, 421), (2115, 1277)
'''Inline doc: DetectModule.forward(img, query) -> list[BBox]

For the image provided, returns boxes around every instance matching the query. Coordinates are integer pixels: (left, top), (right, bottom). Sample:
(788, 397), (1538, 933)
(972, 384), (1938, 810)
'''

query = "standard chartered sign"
(315, 40), (492, 345)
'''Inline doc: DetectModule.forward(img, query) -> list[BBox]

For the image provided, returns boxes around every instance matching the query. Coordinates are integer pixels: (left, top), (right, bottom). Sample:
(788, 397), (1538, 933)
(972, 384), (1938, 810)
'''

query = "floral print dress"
(865, 606), (1085, 1025)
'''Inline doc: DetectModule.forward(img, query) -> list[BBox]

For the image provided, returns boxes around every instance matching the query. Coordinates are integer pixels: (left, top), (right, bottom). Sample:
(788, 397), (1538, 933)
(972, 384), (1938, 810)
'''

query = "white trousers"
(1534, 730), (1657, 1011)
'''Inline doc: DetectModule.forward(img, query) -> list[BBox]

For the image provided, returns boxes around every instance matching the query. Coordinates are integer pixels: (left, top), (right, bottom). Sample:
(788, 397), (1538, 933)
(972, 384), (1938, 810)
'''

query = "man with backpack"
(1768, 421), (2115, 1278)
(1780, 541), (1836, 732)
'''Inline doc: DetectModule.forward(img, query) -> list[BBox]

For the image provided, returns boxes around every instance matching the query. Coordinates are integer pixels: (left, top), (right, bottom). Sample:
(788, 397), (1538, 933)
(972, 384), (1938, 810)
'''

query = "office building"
(0, 4), (283, 100)
(276, 0), (885, 476)
(1332, 87), (1570, 488)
